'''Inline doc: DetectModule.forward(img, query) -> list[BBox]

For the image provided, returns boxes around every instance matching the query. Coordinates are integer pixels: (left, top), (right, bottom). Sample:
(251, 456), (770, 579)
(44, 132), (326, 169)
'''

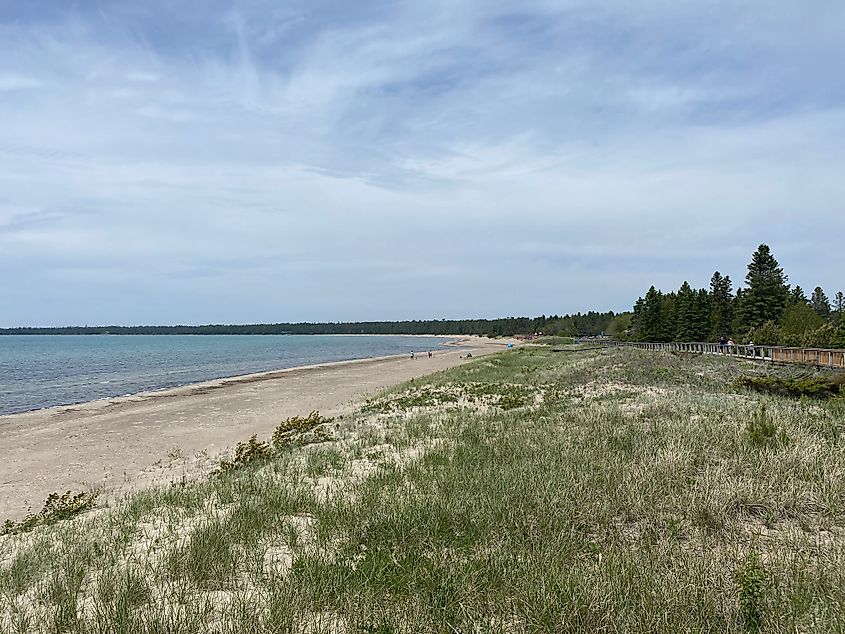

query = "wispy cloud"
(0, 0), (843, 326)
(0, 74), (42, 91)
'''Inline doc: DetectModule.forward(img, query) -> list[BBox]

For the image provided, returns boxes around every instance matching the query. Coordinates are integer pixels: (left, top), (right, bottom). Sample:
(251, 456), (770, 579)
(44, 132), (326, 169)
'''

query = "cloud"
(125, 71), (160, 83)
(0, 74), (42, 91)
(134, 103), (198, 121)
(0, 0), (843, 326)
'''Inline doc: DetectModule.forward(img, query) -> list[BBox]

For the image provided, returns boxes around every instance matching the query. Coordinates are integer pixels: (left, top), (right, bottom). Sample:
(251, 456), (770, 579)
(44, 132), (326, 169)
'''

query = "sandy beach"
(0, 336), (510, 521)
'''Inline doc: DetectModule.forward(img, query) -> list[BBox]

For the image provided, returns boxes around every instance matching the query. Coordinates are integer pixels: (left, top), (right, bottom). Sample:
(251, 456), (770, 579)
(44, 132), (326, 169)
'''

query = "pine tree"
(694, 288), (712, 341)
(736, 244), (790, 332)
(675, 282), (697, 342)
(789, 286), (808, 306)
(635, 286), (664, 341)
(659, 292), (678, 342)
(835, 291), (845, 324)
(709, 271), (733, 339)
(811, 287), (831, 318)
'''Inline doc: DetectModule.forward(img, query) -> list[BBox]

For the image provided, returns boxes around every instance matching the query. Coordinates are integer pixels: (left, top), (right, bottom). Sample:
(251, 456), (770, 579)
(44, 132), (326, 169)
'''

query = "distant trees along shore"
(4, 244), (839, 347)
(0, 313), (617, 339)
(623, 244), (845, 348)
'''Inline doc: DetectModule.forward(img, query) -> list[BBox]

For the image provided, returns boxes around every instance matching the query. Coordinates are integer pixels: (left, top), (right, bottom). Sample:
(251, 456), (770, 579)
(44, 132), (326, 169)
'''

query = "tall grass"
(2, 348), (844, 632)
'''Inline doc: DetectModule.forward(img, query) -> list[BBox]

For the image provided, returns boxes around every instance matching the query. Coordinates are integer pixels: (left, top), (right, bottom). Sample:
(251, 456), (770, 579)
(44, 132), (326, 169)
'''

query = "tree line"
(0, 312), (617, 338)
(623, 244), (845, 347)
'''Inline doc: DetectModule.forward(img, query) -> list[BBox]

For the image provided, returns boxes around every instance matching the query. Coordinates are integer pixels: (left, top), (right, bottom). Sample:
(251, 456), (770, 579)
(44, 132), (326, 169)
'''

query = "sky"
(1, 0), (844, 327)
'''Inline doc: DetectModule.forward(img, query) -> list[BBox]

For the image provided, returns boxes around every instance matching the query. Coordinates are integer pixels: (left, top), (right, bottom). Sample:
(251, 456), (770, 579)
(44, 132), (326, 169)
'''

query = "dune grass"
(2, 347), (845, 632)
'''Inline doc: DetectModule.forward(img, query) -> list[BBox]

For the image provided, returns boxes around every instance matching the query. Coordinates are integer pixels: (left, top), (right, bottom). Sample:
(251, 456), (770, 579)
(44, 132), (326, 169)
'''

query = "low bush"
(736, 374), (844, 399)
(215, 434), (271, 474)
(2, 490), (98, 535)
(736, 552), (768, 631)
(746, 404), (786, 447)
(272, 411), (334, 449)
(497, 393), (527, 410)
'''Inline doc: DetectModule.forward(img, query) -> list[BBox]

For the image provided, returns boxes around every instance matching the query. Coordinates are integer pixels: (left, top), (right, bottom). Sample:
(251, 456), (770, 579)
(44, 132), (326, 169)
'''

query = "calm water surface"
(0, 335), (452, 416)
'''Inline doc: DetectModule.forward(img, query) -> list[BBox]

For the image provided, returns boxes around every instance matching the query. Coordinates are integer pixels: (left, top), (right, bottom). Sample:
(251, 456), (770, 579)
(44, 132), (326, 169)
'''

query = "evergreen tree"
(736, 244), (789, 332)
(835, 291), (845, 324)
(709, 271), (733, 339)
(694, 288), (711, 341)
(658, 292), (678, 342)
(635, 286), (664, 341)
(675, 282), (697, 342)
(788, 286), (808, 306)
(811, 287), (831, 318)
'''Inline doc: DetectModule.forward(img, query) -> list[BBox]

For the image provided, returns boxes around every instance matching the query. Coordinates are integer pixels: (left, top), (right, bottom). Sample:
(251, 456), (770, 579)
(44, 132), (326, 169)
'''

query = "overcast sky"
(1, 1), (843, 326)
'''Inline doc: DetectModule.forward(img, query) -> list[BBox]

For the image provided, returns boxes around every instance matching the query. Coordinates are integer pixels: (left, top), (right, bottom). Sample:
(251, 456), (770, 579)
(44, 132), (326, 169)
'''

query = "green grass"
(2, 347), (845, 632)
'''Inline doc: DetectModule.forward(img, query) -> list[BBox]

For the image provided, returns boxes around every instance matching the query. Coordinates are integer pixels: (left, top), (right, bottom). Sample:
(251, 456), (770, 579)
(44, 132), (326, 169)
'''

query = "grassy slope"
(2, 347), (845, 633)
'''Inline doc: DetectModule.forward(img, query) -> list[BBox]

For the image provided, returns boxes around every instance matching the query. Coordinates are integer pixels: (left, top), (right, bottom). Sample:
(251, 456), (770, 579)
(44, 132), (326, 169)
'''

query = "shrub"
(736, 375), (843, 399)
(736, 552), (767, 631)
(497, 393), (527, 410)
(801, 323), (838, 348)
(215, 434), (271, 474)
(272, 411), (334, 449)
(745, 321), (781, 346)
(746, 404), (783, 447)
(2, 490), (99, 535)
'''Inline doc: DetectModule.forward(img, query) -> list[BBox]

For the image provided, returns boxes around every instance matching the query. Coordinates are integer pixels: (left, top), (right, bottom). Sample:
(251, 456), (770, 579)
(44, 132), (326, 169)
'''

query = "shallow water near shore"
(0, 334), (453, 415)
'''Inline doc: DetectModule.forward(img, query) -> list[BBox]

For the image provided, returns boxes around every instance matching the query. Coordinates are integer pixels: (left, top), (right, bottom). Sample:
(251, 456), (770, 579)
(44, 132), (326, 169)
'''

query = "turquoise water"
(0, 335), (452, 416)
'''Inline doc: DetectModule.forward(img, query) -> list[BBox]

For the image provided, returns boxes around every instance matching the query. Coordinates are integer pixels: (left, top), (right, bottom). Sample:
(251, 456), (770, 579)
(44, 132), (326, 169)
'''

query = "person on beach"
(410, 351), (415, 359)
(428, 350), (432, 358)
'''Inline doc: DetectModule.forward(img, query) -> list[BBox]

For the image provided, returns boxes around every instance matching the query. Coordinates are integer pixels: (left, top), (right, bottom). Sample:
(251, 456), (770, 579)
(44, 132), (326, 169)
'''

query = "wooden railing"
(602, 341), (845, 370)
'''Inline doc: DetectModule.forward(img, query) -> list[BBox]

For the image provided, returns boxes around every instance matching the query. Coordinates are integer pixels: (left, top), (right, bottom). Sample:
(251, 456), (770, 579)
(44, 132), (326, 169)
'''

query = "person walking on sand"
(410, 351), (415, 360)
(428, 350), (432, 358)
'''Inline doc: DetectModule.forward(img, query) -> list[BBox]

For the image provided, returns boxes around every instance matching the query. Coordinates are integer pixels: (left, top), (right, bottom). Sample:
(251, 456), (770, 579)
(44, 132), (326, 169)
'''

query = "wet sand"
(0, 336), (510, 520)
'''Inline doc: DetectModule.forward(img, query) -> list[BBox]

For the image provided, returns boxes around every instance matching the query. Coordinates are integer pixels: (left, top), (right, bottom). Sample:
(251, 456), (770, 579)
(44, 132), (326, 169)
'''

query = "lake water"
(0, 335), (452, 416)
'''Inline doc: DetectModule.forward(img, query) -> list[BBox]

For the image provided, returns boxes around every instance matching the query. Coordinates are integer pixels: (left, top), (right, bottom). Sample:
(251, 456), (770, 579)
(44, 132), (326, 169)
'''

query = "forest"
(0, 312), (616, 338)
(623, 244), (845, 347)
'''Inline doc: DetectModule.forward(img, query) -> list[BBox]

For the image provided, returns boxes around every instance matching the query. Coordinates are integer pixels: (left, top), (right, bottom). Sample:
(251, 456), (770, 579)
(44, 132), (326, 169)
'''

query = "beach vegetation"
(271, 410), (334, 449)
(736, 374), (844, 399)
(215, 435), (272, 474)
(745, 403), (785, 447)
(1, 490), (98, 536)
(3, 347), (845, 631)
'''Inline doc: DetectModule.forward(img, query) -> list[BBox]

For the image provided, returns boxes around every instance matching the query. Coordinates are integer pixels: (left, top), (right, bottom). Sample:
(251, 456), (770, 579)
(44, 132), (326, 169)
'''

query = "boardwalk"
(604, 341), (845, 370)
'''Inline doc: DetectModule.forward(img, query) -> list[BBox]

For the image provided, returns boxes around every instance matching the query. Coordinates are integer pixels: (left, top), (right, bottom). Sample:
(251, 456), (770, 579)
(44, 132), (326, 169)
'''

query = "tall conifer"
(709, 271), (733, 339)
(811, 287), (831, 318)
(736, 244), (789, 332)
